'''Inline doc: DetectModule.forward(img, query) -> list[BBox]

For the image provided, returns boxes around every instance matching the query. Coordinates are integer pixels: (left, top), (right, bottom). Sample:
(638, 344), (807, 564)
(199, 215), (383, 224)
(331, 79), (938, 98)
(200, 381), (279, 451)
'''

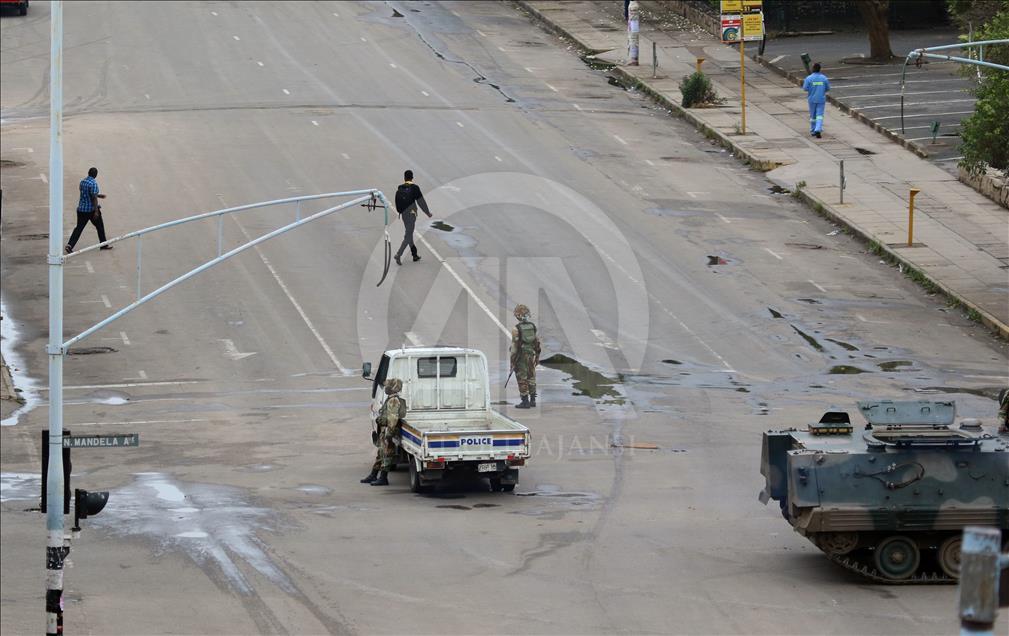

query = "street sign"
(64, 433), (139, 449)
(721, 15), (741, 42)
(720, 0), (743, 11)
(742, 12), (764, 41)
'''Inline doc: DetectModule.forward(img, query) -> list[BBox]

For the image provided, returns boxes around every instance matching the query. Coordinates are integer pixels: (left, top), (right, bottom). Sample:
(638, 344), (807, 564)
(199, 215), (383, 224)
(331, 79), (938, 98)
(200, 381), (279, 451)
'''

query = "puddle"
(791, 325), (824, 352)
(878, 360), (913, 371)
(606, 75), (624, 88)
(661, 359), (682, 365)
(768, 307), (784, 319)
(472, 503), (499, 508)
(767, 185), (791, 195)
(580, 56), (617, 71)
(829, 365), (870, 374)
(1, 299), (42, 427)
(825, 338), (858, 351)
(796, 298), (821, 305)
(786, 242), (823, 250)
(854, 147), (876, 155)
(391, 8), (404, 17)
(1, 472), (40, 502)
(430, 220), (455, 232)
(539, 354), (623, 403)
(94, 472), (296, 595)
(437, 504), (471, 510)
(0, 159), (25, 168)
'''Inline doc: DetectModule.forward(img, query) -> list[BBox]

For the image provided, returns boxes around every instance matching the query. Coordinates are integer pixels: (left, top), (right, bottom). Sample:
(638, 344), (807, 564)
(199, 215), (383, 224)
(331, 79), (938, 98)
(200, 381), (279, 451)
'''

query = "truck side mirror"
(362, 362), (372, 379)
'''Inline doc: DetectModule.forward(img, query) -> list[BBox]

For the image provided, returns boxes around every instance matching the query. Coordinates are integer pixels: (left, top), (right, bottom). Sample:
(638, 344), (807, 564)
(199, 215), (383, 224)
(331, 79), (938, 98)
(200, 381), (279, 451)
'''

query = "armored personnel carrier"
(759, 400), (1008, 583)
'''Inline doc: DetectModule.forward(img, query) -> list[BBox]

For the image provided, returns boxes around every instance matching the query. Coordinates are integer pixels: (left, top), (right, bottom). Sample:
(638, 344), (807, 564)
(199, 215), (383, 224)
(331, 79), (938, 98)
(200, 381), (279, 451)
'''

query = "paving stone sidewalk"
(517, 0), (1009, 338)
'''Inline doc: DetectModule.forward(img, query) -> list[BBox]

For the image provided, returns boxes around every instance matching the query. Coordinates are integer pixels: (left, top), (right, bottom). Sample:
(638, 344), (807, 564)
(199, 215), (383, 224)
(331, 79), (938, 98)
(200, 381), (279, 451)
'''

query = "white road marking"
(138, 370), (148, 379)
(964, 374), (1009, 381)
(844, 89), (968, 99)
(232, 35), (241, 41)
(341, 152), (350, 160)
(573, 103), (582, 111)
(687, 191), (709, 198)
(590, 329), (619, 350)
(769, 54), (785, 64)
(715, 213), (731, 224)
(476, 29), (487, 37)
(498, 46), (507, 52)
(524, 67), (535, 73)
(389, 63), (397, 69)
(456, 121), (464, 128)
(39, 173), (48, 184)
(332, 12), (339, 17)
(413, 235), (510, 337)
(84, 261), (94, 274)
(70, 418), (209, 427)
(856, 314), (889, 324)
(220, 338), (257, 361)
(421, 90), (430, 96)
(211, 11), (218, 16)
(494, 155), (503, 162)
(764, 248), (783, 260)
(836, 77), (967, 90)
(873, 110), (974, 121)
(404, 331), (424, 346)
(858, 98), (974, 111)
(360, 36), (368, 42)
(545, 83), (558, 92)
(144, 93), (150, 100)
(644, 159), (654, 166)
(311, 120), (319, 126)
(256, 61), (264, 67)
(282, 88), (290, 95)
(99, 294), (112, 308)
(808, 279), (827, 293)
(41, 380), (202, 391)
(613, 134), (628, 145)
(120, 331), (131, 346)
(230, 216), (351, 374)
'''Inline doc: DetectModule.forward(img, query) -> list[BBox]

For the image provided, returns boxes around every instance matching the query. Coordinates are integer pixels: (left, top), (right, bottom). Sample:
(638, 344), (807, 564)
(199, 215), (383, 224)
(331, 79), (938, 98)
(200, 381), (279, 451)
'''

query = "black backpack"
(395, 184), (416, 214)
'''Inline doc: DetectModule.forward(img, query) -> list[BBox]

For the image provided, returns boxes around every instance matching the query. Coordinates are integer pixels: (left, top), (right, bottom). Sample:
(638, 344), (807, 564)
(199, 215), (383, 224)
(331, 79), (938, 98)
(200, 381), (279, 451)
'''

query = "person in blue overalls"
(802, 63), (830, 139)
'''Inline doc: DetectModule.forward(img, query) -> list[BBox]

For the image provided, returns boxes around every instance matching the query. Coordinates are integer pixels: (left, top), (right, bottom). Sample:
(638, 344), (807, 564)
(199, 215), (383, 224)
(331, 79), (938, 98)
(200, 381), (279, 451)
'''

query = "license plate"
(477, 462), (497, 473)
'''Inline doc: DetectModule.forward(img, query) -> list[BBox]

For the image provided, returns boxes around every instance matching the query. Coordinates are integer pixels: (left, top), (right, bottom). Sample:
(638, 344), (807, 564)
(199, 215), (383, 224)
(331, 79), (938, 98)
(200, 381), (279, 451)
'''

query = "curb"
(514, 0), (1008, 341)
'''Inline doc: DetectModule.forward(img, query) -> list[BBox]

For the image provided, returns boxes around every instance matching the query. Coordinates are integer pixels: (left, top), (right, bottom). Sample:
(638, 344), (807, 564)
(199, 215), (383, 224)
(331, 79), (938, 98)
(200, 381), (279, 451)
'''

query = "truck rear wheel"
(409, 460), (429, 494)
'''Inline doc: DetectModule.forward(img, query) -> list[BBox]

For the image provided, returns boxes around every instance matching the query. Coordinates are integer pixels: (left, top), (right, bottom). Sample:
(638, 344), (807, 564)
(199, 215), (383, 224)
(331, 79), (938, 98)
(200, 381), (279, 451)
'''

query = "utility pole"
(45, 2), (67, 635)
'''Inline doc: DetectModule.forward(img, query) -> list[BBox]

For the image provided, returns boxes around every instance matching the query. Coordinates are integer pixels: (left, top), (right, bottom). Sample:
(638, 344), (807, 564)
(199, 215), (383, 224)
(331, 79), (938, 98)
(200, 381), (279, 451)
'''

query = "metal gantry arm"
(62, 189), (390, 351)
(900, 39), (1009, 134)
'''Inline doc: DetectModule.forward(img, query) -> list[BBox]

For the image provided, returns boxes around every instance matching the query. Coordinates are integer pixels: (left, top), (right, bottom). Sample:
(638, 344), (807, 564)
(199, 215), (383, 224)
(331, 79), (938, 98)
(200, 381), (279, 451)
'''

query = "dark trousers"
(67, 210), (107, 249)
(395, 211), (418, 258)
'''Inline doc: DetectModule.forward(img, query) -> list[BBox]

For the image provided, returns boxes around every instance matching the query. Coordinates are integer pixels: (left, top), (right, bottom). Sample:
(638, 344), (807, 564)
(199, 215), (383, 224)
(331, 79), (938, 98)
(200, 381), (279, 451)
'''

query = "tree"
(958, 9), (1009, 176)
(855, 0), (895, 61)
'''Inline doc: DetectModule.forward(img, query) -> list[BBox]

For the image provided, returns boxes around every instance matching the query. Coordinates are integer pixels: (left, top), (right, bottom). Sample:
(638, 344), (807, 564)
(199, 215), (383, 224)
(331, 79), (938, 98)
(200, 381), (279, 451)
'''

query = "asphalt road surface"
(2, 2), (1007, 634)
(761, 29), (977, 165)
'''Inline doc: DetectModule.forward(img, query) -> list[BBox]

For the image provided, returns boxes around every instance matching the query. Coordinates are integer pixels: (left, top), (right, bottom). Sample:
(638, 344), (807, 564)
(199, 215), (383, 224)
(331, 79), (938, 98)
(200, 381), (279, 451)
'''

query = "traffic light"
(73, 489), (108, 531)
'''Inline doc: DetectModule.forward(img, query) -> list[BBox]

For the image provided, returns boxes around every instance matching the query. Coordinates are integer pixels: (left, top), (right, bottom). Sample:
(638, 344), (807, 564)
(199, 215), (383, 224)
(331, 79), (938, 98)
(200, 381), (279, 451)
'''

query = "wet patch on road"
(1, 472), (40, 502)
(878, 360), (913, 372)
(296, 484), (331, 496)
(829, 365), (871, 374)
(430, 220), (455, 232)
(68, 346), (117, 355)
(825, 338), (859, 351)
(768, 307), (784, 319)
(791, 325), (824, 352)
(539, 354), (623, 404)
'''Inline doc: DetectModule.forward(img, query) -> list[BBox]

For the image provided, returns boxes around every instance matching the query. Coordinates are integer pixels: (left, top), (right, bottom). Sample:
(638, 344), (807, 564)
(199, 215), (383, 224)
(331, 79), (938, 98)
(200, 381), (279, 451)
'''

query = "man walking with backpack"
(510, 304), (541, 409)
(394, 170), (433, 266)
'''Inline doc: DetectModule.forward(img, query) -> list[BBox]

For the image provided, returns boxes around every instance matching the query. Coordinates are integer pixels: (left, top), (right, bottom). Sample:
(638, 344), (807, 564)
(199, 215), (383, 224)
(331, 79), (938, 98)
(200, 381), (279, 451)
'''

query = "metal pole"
(45, 3), (67, 635)
(652, 41), (657, 78)
(839, 160), (845, 204)
(740, 39), (746, 134)
(136, 236), (142, 301)
(959, 526), (1002, 636)
(907, 188), (920, 247)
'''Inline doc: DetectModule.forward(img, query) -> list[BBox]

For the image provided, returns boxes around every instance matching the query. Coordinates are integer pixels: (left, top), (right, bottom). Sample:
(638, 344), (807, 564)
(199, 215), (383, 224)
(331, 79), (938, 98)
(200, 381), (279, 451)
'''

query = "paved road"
(761, 29), (976, 164)
(2, 2), (1007, 634)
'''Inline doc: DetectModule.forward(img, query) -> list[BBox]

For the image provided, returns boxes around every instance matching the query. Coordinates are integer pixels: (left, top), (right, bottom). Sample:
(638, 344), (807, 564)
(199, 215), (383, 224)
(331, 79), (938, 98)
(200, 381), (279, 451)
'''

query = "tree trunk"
(855, 0), (894, 61)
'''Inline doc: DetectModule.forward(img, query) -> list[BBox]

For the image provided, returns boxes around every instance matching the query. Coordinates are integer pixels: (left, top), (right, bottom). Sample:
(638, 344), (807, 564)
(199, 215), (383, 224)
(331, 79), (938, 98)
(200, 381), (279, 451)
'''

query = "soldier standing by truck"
(998, 388), (1008, 434)
(510, 305), (541, 409)
(361, 378), (406, 486)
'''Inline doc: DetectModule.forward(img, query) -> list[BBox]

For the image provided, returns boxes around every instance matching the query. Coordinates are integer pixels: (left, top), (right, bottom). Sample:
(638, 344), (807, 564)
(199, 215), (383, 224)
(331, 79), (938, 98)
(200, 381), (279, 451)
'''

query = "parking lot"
(762, 29), (977, 166)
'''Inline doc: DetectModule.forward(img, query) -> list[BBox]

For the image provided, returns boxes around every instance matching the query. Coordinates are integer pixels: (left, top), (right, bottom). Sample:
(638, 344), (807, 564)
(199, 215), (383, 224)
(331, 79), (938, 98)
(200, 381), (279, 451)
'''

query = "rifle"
(504, 368), (514, 388)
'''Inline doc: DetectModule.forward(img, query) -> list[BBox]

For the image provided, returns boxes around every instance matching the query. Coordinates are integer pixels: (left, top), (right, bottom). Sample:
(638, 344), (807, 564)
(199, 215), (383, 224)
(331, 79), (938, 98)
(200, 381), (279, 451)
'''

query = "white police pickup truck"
(364, 346), (531, 493)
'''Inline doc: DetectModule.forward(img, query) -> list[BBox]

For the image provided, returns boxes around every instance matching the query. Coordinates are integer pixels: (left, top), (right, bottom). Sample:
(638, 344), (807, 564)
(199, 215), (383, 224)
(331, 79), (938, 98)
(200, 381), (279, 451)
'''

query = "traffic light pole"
(45, 2), (67, 634)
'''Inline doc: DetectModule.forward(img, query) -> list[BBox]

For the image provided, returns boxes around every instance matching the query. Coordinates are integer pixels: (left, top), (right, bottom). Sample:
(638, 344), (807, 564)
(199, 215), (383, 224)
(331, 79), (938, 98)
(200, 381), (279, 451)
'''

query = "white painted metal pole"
(45, 2), (67, 635)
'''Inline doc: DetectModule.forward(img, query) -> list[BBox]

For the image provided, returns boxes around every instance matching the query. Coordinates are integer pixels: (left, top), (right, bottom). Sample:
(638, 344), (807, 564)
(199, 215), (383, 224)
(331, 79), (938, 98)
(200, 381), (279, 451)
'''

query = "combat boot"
(515, 395), (531, 409)
(360, 470), (378, 484)
(371, 471), (389, 486)
(529, 393), (537, 407)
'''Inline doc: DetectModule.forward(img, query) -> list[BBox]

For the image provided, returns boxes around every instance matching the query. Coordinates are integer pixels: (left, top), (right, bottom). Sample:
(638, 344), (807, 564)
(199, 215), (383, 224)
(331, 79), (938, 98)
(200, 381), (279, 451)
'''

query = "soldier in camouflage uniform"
(510, 304), (541, 409)
(361, 378), (406, 486)
(998, 388), (1008, 434)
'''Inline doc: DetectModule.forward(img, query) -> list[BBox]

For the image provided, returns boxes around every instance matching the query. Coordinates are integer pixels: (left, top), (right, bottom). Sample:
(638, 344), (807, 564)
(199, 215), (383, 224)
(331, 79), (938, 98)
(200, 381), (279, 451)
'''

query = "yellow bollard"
(696, 57), (705, 74)
(907, 188), (920, 247)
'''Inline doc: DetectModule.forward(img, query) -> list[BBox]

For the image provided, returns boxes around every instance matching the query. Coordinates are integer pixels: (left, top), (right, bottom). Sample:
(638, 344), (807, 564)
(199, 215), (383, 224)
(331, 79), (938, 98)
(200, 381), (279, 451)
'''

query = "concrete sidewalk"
(516, 0), (1009, 339)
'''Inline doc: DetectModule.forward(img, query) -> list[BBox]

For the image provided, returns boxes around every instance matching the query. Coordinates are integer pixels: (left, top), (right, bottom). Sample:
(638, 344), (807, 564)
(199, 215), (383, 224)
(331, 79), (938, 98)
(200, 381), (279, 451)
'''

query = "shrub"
(679, 72), (718, 108)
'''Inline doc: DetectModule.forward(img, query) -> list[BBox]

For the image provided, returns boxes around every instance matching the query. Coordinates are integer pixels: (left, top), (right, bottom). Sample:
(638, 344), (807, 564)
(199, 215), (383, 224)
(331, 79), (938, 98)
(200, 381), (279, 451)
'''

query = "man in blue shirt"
(65, 167), (110, 253)
(802, 63), (830, 138)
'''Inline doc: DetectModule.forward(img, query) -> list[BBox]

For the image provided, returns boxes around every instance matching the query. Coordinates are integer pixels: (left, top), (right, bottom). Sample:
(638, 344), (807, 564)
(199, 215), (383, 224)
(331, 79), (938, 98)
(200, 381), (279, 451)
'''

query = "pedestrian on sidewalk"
(802, 63), (830, 138)
(394, 169), (433, 266)
(65, 167), (111, 254)
(626, 0), (640, 66)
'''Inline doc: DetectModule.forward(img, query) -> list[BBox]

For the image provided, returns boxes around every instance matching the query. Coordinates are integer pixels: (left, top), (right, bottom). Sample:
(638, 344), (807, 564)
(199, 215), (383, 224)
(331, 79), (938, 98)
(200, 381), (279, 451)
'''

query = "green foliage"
(947, 0), (1009, 31)
(958, 9), (1009, 176)
(679, 72), (719, 108)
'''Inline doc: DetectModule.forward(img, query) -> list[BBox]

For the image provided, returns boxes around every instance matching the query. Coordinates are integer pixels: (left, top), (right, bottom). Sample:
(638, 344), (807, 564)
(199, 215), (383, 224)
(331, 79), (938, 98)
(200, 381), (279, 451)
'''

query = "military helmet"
(384, 378), (402, 394)
(514, 304), (530, 319)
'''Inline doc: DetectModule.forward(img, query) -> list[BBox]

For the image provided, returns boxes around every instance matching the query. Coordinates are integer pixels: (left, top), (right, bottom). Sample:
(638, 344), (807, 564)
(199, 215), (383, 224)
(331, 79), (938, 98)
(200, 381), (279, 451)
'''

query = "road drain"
(68, 346), (117, 355)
